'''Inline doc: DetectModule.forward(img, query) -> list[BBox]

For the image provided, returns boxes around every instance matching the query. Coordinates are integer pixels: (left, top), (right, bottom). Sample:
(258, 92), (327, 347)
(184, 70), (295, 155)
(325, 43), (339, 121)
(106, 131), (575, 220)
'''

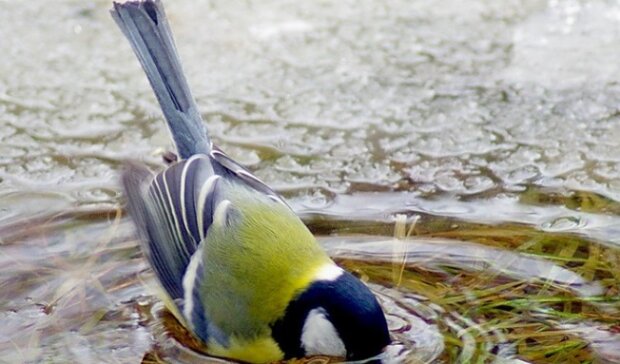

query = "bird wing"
(122, 155), (220, 300)
(122, 151), (287, 301)
(210, 147), (289, 207)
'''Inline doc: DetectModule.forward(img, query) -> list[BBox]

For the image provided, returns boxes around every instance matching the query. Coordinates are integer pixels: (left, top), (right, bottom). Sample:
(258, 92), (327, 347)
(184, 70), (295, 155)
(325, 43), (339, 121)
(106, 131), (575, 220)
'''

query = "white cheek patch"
(314, 264), (344, 282)
(301, 308), (346, 357)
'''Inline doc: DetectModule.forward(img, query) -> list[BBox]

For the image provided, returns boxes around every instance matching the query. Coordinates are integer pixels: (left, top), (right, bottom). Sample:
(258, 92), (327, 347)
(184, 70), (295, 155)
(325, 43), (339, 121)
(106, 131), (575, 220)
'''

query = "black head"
(271, 270), (391, 361)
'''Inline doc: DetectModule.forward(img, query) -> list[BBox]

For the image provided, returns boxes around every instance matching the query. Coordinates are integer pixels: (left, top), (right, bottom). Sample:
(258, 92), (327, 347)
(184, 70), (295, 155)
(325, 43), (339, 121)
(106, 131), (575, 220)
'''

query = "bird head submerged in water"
(110, 1), (391, 362)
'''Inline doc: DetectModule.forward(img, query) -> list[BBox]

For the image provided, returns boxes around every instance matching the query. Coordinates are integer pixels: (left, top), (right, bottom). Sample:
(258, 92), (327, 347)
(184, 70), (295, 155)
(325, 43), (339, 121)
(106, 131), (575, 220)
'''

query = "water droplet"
(540, 215), (586, 231)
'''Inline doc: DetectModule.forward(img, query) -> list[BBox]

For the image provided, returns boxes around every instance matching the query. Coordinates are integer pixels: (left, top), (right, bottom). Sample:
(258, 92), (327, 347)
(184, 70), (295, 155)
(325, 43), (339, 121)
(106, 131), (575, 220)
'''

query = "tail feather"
(111, 0), (210, 158)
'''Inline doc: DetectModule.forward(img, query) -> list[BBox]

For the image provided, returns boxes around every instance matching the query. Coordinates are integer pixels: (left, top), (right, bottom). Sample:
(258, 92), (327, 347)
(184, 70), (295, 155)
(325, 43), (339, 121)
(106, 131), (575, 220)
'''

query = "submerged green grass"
(325, 191), (620, 363)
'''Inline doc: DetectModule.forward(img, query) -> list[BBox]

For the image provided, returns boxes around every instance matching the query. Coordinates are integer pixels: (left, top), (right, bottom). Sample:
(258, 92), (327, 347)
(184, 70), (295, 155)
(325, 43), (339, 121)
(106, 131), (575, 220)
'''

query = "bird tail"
(111, 0), (210, 159)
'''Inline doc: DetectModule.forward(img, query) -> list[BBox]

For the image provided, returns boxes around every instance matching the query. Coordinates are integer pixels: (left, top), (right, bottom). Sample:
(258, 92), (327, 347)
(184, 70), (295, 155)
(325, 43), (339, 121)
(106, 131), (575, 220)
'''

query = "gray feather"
(121, 162), (186, 299)
(122, 156), (220, 299)
(210, 147), (288, 208)
(121, 151), (285, 304)
(111, 0), (210, 158)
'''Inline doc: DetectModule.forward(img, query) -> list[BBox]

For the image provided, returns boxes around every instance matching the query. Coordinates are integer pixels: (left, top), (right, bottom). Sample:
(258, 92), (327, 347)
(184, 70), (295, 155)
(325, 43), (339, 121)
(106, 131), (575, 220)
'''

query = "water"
(1, 0), (620, 363)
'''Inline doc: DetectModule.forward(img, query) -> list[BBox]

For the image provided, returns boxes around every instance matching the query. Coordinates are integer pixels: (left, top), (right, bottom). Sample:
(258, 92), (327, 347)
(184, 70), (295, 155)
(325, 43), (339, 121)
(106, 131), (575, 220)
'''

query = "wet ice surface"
(1, 0), (620, 363)
(1, 0), (620, 214)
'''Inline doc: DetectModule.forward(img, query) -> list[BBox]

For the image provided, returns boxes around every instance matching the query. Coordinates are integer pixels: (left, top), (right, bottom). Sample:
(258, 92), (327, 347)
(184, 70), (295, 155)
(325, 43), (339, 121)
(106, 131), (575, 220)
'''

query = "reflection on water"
(326, 235), (619, 363)
(325, 237), (604, 297)
(1, 0), (620, 363)
(0, 210), (150, 363)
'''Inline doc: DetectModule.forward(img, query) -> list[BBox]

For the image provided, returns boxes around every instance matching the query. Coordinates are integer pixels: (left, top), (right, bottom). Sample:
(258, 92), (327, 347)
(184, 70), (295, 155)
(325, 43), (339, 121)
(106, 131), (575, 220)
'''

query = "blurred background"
(1, 0), (619, 363)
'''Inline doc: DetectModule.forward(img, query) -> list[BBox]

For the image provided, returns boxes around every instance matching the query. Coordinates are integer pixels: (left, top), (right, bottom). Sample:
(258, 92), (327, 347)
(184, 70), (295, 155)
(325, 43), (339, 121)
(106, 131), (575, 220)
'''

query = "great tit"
(111, 1), (391, 362)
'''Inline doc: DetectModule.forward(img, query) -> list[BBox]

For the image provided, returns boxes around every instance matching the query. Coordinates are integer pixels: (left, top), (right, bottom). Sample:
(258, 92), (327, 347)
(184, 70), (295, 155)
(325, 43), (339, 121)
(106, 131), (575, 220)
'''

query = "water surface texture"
(1, 1), (620, 363)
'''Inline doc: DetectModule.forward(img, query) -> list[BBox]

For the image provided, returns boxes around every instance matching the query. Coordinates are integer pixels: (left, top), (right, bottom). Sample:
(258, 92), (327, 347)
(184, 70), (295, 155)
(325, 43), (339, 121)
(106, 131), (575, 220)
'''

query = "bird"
(110, 1), (391, 362)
